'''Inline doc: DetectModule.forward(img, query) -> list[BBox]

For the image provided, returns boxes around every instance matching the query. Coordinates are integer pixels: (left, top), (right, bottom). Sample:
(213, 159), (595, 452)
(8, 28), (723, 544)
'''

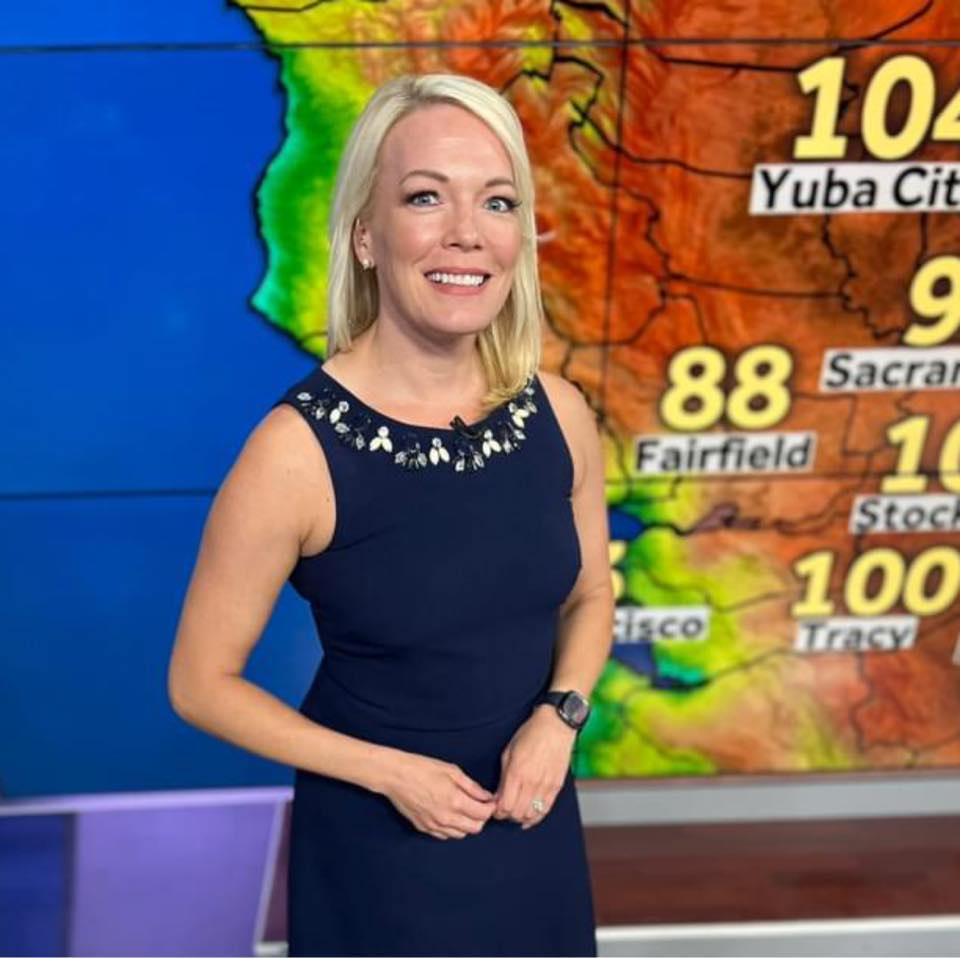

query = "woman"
(168, 73), (613, 957)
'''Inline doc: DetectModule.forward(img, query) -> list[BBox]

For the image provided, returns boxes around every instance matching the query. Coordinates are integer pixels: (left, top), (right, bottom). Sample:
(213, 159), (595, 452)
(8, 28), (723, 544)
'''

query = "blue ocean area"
(606, 505), (708, 691)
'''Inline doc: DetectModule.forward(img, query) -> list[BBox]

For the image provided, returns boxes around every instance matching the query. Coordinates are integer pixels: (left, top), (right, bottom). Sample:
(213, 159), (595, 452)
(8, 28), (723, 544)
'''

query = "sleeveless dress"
(272, 362), (597, 957)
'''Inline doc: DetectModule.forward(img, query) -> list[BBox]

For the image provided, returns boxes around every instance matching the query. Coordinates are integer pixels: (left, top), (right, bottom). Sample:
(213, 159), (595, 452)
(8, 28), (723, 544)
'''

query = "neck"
(355, 320), (487, 408)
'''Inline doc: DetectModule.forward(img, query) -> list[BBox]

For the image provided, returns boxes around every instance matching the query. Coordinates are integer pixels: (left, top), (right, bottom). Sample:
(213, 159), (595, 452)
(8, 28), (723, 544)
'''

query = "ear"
(352, 217), (371, 266)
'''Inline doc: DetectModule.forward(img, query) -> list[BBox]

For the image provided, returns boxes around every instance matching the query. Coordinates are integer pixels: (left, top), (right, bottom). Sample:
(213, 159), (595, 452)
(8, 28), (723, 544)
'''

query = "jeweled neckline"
(291, 365), (540, 473)
(315, 364), (522, 435)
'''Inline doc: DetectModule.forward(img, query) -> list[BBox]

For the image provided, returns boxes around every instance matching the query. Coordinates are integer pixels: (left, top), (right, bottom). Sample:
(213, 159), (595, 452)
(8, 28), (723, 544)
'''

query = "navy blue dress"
(272, 363), (596, 957)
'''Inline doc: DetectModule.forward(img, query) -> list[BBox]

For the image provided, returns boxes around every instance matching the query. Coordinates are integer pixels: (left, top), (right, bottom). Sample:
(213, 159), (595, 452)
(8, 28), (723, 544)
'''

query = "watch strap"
(536, 690), (567, 708)
(535, 689), (589, 731)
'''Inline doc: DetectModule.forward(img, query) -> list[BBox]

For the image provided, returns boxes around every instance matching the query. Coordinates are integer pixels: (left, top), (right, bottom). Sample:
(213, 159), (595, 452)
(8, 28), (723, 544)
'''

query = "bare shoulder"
(536, 370), (599, 493)
(250, 403), (337, 556)
(243, 402), (323, 484)
(536, 369), (589, 409)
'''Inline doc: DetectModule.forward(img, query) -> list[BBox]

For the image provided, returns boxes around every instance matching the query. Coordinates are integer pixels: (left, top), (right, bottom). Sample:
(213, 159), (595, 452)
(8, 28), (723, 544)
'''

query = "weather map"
(236, 0), (960, 777)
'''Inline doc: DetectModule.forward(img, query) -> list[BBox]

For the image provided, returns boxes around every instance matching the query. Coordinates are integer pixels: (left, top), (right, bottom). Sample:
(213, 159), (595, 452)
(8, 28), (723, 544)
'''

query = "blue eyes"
(487, 196), (520, 213)
(406, 191), (437, 207)
(404, 190), (520, 213)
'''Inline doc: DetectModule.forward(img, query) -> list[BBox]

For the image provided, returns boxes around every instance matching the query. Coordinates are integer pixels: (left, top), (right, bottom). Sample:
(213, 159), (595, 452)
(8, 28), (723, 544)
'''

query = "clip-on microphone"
(450, 415), (482, 439)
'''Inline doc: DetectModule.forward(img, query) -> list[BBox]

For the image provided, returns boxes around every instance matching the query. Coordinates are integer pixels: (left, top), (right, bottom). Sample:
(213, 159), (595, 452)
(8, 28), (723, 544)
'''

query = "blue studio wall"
(1, 4), (321, 797)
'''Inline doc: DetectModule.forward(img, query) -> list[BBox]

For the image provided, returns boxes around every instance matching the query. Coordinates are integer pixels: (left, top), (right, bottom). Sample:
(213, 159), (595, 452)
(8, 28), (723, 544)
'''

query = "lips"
(424, 270), (491, 288)
(423, 268), (492, 277)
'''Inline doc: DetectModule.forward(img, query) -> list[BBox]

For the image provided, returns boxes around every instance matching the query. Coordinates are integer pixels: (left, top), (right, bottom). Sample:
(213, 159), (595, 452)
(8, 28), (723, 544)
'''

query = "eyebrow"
(400, 169), (517, 190)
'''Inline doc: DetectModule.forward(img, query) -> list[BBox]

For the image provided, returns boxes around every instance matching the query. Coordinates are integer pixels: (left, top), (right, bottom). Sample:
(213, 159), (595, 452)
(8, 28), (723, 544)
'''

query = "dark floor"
(584, 816), (960, 925)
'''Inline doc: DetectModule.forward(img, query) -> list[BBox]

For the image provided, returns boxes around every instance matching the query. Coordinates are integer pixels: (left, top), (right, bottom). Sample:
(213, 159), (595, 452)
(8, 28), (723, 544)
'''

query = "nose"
(443, 200), (481, 250)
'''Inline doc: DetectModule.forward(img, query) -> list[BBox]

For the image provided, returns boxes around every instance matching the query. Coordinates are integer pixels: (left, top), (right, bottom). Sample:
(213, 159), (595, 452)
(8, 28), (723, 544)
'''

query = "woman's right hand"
(380, 751), (498, 839)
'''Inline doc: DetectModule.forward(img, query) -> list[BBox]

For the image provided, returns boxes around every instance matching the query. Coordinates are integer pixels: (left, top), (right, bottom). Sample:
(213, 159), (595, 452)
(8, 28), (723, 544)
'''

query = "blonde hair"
(326, 73), (543, 411)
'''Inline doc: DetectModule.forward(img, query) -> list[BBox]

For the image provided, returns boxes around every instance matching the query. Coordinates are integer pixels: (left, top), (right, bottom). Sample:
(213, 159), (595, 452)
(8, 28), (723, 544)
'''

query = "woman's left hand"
(491, 705), (578, 829)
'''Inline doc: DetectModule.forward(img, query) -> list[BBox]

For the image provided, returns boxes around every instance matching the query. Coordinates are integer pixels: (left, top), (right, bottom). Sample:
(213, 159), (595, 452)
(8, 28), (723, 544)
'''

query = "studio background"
(4, 0), (960, 797)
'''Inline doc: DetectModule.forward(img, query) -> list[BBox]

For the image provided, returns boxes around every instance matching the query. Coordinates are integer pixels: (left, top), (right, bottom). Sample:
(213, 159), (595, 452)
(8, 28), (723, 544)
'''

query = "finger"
(455, 786), (497, 812)
(448, 794), (491, 828)
(509, 782), (535, 822)
(513, 780), (537, 824)
(448, 813), (486, 834)
(454, 768), (495, 802)
(520, 800), (551, 828)
(418, 824), (448, 840)
(439, 827), (469, 839)
(495, 772), (520, 819)
(428, 820), (467, 839)
(519, 779), (553, 824)
(459, 799), (497, 823)
(450, 786), (497, 821)
(493, 748), (514, 815)
(495, 796), (514, 822)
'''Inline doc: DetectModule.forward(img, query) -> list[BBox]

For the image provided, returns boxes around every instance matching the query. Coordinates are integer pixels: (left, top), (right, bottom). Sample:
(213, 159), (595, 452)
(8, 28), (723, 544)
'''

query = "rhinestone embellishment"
(293, 375), (538, 473)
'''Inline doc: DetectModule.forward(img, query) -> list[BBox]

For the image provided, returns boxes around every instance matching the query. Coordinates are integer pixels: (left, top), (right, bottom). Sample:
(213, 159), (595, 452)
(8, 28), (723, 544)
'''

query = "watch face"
(562, 692), (590, 726)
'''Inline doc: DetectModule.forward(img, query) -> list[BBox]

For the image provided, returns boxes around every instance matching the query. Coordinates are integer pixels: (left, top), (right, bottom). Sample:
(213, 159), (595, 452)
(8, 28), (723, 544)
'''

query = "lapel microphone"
(450, 415), (482, 439)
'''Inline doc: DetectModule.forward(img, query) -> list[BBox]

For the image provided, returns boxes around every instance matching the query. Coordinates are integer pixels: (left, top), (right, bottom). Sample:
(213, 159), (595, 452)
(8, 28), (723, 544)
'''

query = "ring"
(531, 797), (546, 814)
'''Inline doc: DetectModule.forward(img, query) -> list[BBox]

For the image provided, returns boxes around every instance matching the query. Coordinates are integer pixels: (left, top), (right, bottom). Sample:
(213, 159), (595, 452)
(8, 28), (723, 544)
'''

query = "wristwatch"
(534, 689), (591, 732)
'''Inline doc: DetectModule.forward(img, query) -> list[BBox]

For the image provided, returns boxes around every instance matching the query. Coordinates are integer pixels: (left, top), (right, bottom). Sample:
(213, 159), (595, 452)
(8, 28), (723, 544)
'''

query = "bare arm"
(167, 404), (402, 795)
(542, 374), (615, 699)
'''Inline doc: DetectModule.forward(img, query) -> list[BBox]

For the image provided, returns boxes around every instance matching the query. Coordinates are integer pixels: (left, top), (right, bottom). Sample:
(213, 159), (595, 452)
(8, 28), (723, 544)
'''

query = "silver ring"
(531, 797), (546, 814)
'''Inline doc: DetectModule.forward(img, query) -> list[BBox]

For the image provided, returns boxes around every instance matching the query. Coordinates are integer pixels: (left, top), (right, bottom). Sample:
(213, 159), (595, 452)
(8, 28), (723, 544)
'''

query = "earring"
(361, 257), (373, 270)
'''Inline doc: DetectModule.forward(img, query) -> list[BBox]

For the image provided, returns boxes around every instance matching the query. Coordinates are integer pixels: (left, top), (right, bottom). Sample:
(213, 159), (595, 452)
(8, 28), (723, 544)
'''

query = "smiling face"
(353, 102), (523, 342)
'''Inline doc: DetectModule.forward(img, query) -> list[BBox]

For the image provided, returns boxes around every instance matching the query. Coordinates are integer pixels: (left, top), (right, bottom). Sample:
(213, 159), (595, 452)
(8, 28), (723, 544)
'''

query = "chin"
(421, 313), (498, 338)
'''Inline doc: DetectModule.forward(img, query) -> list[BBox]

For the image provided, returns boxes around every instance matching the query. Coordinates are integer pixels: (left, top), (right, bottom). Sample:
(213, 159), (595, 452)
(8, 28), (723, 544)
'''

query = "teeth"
(425, 272), (487, 287)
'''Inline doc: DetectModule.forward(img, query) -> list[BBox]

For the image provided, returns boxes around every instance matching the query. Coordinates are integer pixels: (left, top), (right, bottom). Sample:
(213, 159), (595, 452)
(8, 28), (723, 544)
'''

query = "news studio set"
(4, 3), (960, 957)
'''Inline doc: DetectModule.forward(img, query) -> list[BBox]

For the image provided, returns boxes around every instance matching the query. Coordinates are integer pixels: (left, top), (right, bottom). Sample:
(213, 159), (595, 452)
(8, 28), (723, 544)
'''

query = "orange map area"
(237, 0), (960, 776)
